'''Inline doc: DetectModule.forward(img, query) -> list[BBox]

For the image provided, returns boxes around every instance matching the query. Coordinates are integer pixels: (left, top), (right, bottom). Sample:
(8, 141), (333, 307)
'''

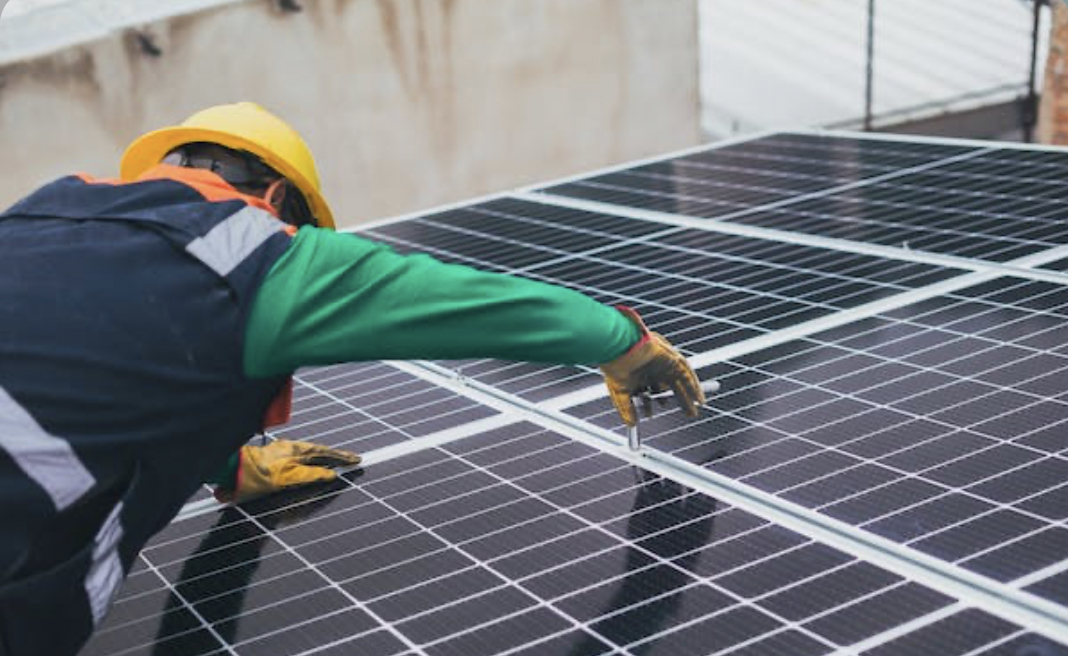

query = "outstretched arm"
(242, 227), (642, 377)
(217, 227), (704, 502)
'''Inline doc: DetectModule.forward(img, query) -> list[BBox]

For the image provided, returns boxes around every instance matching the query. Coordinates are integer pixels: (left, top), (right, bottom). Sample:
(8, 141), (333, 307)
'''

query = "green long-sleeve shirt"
(212, 227), (640, 488)
(242, 227), (642, 377)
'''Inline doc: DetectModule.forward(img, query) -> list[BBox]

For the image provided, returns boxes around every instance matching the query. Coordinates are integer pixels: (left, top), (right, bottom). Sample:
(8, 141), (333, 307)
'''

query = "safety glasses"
(162, 144), (277, 191)
(163, 143), (318, 228)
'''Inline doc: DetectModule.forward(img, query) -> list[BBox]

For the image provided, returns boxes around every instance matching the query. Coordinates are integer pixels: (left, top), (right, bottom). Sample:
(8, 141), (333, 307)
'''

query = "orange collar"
(138, 164), (280, 218)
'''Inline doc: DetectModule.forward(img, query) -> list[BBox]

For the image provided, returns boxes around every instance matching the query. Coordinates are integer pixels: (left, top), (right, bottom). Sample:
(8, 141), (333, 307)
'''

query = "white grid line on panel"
(535, 143), (991, 226)
(515, 192), (1068, 288)
(321, 466), (642, 655)
(708, 304), (1068, 478)
(608, 157), (1068, 232)
(545, 272), (1004, 413)
(143, 526), (288, 572)
(286, 628), (398, 656)
(287, 378), (424, 421)
(823, 603), (968, 656)
(367, 221), (955, 367)
(343, 448), (844, 655)
(296, 362), (404, 389)
(128, 552), (242, 656)
(238, 395), (880, 656)
(574, 372), (1064, 548)
(598, 318), (1068, 528)
(308, 475), (725, 609)
(805, 128), (1068, 156)
(1014, 557), (1068, 590)
(545, 242), (1068, 414)
(414, 211), (949, 301)
(390, 360), (1068, 645)
(456, 203), (683, 250)
(229, 504), (433, 656)
(797, 181), (1068, 235)
(584, 173), (1068, 263)
(958, 631), (1032, 656)
(540, 175), (1059, 261)
(175, 413), (517, 523)
(368, 229), (764, 341)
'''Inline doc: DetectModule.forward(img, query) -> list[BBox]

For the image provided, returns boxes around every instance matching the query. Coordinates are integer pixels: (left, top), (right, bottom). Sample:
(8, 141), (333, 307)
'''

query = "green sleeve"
(208, 452), (240, 489)
(242, 227), (642, 378)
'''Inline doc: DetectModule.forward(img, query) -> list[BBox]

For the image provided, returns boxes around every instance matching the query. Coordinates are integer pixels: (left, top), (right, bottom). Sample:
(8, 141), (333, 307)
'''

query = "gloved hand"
(215, 440), (361, 504)
(600, 306), (705, 427)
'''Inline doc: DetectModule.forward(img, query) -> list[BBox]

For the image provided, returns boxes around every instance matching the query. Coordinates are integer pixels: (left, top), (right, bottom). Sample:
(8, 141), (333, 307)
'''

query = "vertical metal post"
(1024, 0), (1046, 143)
(627, 424), (640, 452)
(864, 0), (876, 131)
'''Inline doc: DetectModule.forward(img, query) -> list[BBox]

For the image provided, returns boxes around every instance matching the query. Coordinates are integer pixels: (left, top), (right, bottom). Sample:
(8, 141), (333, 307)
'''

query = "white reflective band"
(0, 386), (96, 510)
(186, 206), (283, 277)
(85, 501), (124, 625)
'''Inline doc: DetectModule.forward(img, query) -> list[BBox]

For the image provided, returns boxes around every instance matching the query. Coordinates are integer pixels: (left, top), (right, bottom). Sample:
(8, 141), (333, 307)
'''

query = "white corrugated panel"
(700, 0), (1050, 137)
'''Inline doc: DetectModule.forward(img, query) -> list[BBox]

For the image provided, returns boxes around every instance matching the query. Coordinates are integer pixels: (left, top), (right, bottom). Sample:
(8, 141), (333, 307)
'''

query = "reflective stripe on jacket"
(0, 166), (293, 656)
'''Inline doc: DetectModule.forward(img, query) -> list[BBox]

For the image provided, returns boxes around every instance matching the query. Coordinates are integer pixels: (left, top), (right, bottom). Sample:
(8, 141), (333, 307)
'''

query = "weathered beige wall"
(0, 0), (700, 227)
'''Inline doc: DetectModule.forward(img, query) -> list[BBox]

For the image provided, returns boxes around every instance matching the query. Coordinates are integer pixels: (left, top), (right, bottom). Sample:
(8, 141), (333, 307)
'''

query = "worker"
(0, 102), (704, 656)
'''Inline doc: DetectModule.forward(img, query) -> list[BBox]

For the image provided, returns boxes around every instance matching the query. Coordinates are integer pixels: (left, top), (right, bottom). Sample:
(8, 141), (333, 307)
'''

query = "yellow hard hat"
(120, 102), (335, 229)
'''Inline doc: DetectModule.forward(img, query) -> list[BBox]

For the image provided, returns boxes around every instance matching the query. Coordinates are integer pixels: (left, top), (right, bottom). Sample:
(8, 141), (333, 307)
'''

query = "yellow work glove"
(600, 306), (705, 427)
(215, 440), (361, 504)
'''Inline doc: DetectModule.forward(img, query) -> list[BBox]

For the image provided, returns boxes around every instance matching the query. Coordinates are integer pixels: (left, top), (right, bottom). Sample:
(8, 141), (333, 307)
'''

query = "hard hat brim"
(121, 125), (336, 229)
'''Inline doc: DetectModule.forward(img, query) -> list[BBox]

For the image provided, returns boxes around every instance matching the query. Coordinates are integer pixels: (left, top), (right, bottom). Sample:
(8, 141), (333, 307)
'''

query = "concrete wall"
(0, 0), (701, 227)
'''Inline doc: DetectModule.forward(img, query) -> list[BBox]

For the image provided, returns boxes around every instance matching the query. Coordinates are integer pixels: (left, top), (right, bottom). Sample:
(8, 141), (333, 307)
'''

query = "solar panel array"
(84, 132), (1068, 656)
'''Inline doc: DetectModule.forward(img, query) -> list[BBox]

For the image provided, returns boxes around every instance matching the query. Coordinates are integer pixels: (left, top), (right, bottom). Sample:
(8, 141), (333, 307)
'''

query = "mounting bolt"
(627, 425), (640, 452)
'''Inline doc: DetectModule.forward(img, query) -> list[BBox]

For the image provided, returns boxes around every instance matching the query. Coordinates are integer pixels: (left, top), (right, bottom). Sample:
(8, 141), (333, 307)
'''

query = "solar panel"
(277, 362), (499, 447)
(567, 277), (1068, 595)
(538, 133), (980, 220)
(82, 424), (1053, 656)
(83, 132), (1068, 655)
(536, 134), (1068, 263)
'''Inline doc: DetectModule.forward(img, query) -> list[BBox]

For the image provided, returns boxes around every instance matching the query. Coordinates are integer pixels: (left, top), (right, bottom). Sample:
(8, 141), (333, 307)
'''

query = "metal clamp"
(627, 380), (721, 452)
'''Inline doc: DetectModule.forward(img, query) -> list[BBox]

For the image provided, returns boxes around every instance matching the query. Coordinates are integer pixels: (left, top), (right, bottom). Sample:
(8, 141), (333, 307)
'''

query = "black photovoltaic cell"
(86, 422), (1043, 656)
(540, 134), (1068, 263)
(860, 608), (1068, 656)
(366, 197), (957, 401)
(568, 276), (1068, 602)
(271, 362), (498, 448)
(540, 133), (977, 219)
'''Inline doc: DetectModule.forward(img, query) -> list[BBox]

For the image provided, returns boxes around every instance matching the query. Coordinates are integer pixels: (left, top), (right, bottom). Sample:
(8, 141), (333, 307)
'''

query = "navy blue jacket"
(0, 167), (292, 656)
